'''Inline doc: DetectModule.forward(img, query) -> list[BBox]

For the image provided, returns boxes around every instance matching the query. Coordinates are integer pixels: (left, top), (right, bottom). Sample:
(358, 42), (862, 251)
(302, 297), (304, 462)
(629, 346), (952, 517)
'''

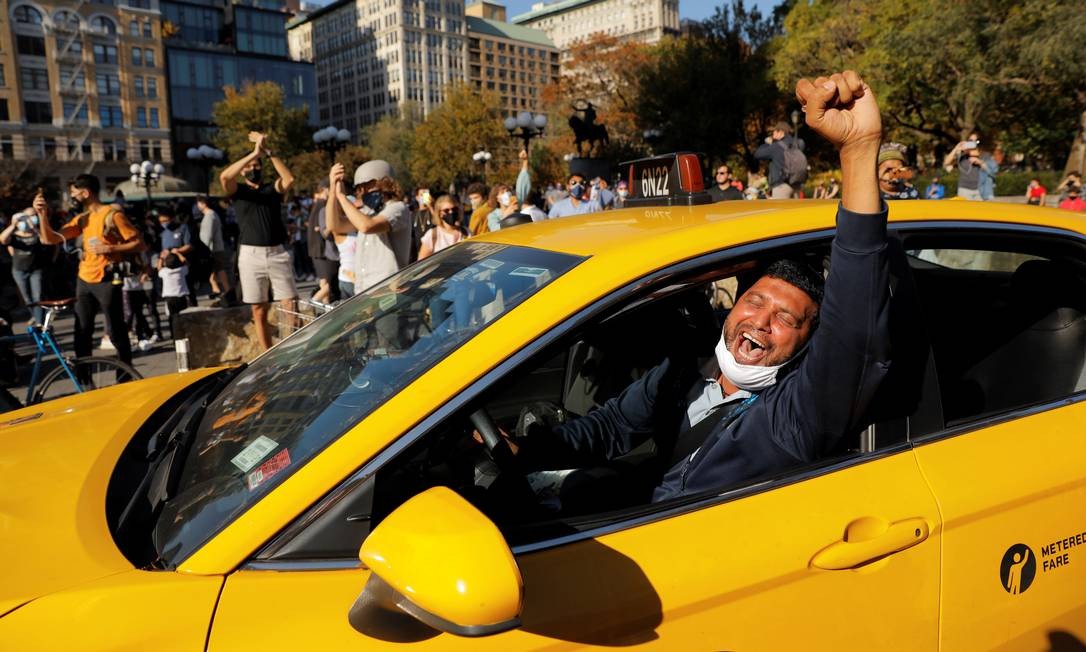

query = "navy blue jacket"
(520, 203), (891, 502)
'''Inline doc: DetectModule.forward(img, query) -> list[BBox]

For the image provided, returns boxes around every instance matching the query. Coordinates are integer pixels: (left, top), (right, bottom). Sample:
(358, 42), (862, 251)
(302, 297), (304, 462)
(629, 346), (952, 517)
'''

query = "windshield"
(153, 242), (583, 563)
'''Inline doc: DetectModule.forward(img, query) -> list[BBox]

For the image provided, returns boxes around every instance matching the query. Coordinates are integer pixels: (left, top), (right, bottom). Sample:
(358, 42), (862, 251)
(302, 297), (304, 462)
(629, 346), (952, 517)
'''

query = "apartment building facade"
(0, 0), (171, 188)
(465, 2), (558, 116)
(163, 0), (314, 189)
(289, 0), (467, 135)
(511, 0), (680, 53)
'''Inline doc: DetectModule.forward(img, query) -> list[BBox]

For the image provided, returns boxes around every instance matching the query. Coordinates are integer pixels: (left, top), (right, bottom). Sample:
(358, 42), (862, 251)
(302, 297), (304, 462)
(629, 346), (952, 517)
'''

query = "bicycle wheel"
(33, 357), (142, 404)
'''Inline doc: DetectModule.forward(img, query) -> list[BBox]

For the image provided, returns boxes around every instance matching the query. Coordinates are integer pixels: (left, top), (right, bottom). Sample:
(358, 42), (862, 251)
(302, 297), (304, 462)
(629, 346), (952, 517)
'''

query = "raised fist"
(248, 131), (266, 151)
(795, 71), (881, 152)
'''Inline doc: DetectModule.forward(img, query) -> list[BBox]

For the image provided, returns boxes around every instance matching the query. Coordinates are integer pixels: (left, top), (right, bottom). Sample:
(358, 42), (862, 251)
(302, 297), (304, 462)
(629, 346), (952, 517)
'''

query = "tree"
(636, 1), (788, 171)
(362, 105), (420, 190)
(287, 144), (370, 195)
(543, 33), (652, 161)
(409, 84), (507, 190)
(770, 0), (1086, 169)
(211, 82), (312, 164)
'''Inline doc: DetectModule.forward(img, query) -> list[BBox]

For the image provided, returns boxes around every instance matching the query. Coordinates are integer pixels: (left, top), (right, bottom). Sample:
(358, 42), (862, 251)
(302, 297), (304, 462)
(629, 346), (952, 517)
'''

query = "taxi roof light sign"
(621, 152), (712, 208)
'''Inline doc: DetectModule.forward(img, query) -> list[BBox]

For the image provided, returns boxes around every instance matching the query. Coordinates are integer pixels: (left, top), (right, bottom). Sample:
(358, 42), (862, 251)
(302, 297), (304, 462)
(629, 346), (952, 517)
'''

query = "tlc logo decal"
(1000, 544), (1036, 595)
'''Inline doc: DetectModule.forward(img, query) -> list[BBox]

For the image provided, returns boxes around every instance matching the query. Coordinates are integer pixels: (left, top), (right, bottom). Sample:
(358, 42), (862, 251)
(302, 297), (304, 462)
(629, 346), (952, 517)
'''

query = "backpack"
(782, 141), (808, 186)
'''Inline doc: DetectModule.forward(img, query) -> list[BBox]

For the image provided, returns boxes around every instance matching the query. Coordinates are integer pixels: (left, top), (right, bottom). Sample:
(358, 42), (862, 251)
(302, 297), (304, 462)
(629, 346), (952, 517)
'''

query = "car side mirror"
(350, 487), (523, 638)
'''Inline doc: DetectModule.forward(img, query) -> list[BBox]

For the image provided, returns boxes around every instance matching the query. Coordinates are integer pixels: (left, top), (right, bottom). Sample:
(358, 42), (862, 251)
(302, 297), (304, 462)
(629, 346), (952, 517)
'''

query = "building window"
(94, 44), (118, 64)
(144, 48), (155, 67)
(27, 137), (56, 159)
(143, 20), (152, 37)
(90, 16), (116, 34)
(16, 35), (46, 56)
(146, 77), (157, 98)
(13, 5), (43, 24)
(63, 102), (88, 123)
(20, 68), (50, 91)
(150, 108), (159, 128)
(96, 73), (121, 96)
(23, 100), (52, 124)
(0, 137), (12, 159)
(152, 141), (162, 160)
(134, 77), (144, 97)
(136, 107), (146, 128)
(129, 20), (139, 36)
(131, 47), (142, 66)
(0, 65), (5, 87)
(139, 139), (150, 159)
(99, 105), (122, 126)
(0, 100), (8, 121)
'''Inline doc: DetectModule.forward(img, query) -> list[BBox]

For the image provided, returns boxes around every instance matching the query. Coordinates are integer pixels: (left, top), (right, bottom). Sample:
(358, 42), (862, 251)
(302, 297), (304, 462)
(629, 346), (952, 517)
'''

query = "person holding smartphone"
(0, 201), (51, 327)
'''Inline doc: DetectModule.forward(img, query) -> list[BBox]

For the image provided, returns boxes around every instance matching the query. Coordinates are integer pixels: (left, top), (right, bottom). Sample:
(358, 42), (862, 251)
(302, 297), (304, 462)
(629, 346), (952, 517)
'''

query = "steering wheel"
(468, 407), (540, 513)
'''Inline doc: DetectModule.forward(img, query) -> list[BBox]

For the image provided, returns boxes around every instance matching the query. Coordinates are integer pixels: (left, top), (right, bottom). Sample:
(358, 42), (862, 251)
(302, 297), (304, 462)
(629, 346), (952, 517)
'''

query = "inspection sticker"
(509, 266), (549, 278)
(230, 435), (278, 472)
(479, 259), (504, 270)
(246, 449), (291, 491)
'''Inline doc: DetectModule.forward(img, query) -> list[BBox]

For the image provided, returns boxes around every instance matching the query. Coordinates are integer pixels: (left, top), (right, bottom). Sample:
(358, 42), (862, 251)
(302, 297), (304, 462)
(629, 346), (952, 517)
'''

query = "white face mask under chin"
(715, 336), (785, 392)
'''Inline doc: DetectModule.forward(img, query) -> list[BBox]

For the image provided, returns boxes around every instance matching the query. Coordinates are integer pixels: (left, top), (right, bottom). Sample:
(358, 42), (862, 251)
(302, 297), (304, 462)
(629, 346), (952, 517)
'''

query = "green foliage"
(211, 82), (312, 163)
(770, 0), (1086, 168)
(408, 84), (507, 190)
(362, 105), (420, 190)
(287, 144), (371, 196)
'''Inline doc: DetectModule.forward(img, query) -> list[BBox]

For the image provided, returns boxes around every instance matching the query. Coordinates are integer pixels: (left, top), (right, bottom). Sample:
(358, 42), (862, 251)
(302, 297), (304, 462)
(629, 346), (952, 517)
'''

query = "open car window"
(153, 243), (583, 565)
(259, 235), (937, 561)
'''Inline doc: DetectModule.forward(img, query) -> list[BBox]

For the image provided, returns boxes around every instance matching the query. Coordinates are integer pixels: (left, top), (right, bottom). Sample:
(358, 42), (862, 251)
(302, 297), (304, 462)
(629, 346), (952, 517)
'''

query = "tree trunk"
(1064, 108), (1086, 176)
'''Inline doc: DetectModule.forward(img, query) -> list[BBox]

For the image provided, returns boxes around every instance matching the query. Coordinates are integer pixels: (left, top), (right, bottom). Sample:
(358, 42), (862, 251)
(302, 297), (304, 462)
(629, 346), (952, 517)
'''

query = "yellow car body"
(2, 193), (1085, 650)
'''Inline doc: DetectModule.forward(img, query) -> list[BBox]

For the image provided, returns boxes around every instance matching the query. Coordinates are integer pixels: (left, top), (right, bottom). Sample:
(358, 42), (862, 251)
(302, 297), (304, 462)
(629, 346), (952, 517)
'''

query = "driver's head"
(721, 260), (824, 370)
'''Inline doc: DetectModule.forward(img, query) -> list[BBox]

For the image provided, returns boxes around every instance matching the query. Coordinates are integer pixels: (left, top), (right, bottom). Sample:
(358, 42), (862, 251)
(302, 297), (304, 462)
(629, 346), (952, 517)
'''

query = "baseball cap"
(354, 159), (393, 187)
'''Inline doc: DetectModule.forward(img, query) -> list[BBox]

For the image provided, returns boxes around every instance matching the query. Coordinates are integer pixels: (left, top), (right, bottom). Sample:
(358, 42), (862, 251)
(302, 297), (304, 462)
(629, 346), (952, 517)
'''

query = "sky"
(501, 0), (780, 22)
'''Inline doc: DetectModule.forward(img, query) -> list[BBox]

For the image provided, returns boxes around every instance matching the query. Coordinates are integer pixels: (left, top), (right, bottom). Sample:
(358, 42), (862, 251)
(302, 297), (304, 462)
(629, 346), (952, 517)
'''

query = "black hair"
(195, 195), (209, 205)
(764, 258), (825, 308)
(164, 253), (182, 269)
(70, 173), (101, 196)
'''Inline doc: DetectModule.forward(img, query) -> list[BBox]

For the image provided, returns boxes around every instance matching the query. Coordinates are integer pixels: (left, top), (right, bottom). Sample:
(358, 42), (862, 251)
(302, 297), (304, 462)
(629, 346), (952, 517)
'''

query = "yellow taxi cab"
(2, 153), (1084, 650)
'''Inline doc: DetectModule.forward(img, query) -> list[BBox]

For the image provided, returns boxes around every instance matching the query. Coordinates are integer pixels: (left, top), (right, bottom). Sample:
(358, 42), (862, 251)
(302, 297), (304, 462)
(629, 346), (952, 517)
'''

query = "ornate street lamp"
(503, 111), (547, 153)
(186, 144), (223, 193)
(130, 160), (165, 204)
(313, 125), (351, 156)
(472, 149), (492, 182)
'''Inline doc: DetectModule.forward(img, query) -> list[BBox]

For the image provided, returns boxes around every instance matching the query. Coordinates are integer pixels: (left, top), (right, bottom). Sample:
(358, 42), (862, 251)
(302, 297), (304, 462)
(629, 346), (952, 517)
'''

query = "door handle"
(811, 517), (929, 570)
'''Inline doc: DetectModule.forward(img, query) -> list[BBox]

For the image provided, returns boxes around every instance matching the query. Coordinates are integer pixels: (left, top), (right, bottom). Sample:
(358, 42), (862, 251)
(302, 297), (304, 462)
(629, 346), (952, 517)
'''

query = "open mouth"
(733, 331), (768, 364)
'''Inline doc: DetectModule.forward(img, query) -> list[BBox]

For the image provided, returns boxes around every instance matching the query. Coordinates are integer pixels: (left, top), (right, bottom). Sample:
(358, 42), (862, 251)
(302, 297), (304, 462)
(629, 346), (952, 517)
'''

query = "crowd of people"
(0, 121), (1080, 384)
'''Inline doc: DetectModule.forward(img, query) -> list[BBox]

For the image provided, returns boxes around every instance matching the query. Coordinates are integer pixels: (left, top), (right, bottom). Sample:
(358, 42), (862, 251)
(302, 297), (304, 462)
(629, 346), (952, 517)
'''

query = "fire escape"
(50, 5), (95, 172)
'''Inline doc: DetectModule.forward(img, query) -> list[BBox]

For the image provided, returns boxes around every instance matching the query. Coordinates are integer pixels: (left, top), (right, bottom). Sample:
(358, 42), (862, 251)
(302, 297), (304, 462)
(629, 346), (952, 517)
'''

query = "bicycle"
(0, 298), (142, 412)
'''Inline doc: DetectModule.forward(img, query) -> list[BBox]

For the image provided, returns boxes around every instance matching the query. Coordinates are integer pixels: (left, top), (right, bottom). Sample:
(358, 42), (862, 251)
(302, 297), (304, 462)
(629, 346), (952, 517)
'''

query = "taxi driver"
(507, 70), (892, 502)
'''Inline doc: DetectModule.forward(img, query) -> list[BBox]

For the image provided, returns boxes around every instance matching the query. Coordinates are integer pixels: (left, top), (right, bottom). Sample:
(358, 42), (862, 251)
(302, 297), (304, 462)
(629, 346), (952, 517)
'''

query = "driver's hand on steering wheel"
(472, 427), (520, 455)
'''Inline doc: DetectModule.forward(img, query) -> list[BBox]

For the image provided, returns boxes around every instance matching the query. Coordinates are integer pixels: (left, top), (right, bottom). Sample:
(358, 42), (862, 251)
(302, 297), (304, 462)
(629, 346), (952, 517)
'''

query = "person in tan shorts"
(220, 131), (297, 350)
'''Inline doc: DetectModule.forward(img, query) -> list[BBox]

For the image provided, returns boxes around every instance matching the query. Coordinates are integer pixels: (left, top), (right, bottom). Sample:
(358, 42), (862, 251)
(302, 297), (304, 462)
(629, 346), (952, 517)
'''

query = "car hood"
(0, 369), (217, 617)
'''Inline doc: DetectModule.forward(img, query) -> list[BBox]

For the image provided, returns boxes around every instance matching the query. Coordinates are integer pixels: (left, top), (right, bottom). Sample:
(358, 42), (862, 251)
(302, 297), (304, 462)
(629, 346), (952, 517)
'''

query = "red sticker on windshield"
(246, 449), (291, 491)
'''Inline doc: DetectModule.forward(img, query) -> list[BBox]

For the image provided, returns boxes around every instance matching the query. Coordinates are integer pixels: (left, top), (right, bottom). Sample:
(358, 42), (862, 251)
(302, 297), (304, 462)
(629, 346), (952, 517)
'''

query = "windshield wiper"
(115, 365), (246, 544)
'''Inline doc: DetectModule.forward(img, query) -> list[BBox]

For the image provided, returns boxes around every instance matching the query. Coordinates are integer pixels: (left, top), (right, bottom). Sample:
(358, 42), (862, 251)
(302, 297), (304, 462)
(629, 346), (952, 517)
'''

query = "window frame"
(250, 225), (929, 568)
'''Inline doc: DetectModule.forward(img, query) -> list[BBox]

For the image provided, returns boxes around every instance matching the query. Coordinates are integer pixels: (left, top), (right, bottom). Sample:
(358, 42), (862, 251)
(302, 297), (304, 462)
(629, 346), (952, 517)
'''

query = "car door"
(208, 446), (940, 650)
(903, 228), (1086, 648)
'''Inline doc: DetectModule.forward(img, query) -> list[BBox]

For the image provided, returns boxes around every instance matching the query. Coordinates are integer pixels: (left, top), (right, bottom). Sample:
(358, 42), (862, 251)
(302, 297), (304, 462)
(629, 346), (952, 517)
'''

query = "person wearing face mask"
(614, 180), (629, 209)
(325, 159), (411, 293)
(548, 173), (602, 219)
(465, 182), (491, 236)
(219, 130), (298, 351)
(486, 184), (521, 232)
(504, 70), (892, 503)
(39, 174), (145, 368)
(876, 145), (919, 200)
(417, 194), (467, 260)
(0, 206), (53, 327)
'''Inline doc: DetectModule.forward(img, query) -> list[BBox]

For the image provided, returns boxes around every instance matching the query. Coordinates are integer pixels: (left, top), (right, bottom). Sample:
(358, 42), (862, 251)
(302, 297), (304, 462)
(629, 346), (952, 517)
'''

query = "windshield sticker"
(246, 449), (291, 491)
(230, 435), (278, 473)
(509, 266), (549, 278)
(479, 259), (504, 270)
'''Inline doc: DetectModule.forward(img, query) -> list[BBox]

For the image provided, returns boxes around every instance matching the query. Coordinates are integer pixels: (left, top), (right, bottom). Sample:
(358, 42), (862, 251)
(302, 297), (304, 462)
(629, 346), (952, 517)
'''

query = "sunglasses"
(438, 207), (457, 214)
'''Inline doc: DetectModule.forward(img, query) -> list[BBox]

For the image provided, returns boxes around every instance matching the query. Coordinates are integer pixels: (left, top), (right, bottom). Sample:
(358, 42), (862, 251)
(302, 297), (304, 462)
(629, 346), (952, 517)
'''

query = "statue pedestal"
(568, 158), (613, 183)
